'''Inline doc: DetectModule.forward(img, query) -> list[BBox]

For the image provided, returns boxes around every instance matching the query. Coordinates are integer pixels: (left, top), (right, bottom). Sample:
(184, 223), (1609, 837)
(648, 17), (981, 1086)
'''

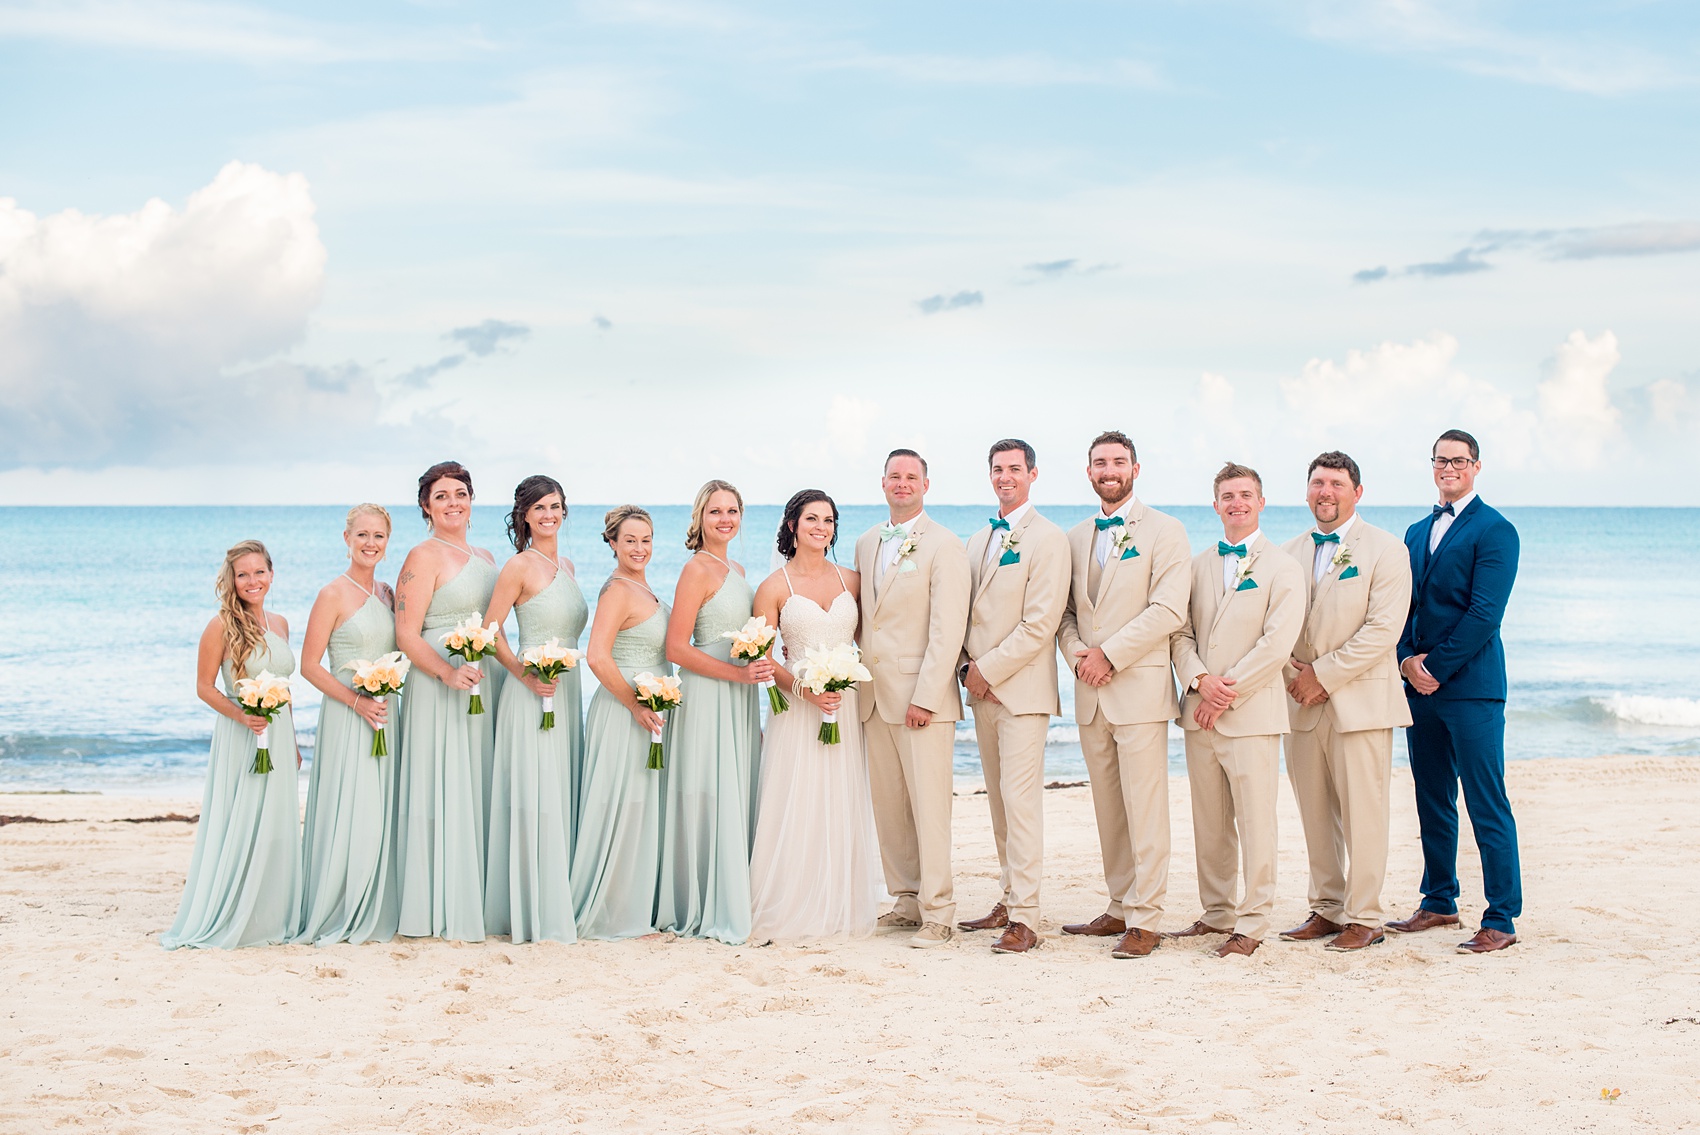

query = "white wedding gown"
(748, 576), (883, 942)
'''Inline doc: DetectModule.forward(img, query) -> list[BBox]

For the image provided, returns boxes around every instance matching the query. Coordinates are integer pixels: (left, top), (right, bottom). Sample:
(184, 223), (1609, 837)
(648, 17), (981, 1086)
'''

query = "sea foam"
(1593, 694), (1700, 729)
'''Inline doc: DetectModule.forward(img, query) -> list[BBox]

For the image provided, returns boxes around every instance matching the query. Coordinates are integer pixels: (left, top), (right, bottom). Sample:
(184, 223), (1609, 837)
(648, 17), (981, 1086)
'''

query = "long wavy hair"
(215, 539), (272, 679)
(684, 479), (743, 552)
(507, 475), (567, 553)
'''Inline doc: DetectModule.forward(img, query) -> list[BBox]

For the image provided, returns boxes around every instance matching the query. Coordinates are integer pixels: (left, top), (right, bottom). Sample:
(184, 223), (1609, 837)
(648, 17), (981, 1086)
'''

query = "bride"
(748, 490), (883, 942)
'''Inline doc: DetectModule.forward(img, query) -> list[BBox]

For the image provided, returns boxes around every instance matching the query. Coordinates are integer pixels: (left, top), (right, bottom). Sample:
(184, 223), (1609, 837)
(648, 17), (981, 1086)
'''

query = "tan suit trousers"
(1284, 720), (1392, 926)
(970, 699), (1049, 929)
(1078, 713), (1169, 932)
(1184, 729), (1279, 940)
(866, 716), (956, 926)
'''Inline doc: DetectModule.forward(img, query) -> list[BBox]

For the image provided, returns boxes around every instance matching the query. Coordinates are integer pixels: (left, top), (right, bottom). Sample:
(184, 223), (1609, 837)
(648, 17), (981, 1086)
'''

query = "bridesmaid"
(570, 506), (671, 939)
(484, 475), (589, 944)
(295, 504), (402, 946)
(394, 460), (500, 941)
(655, 480), (771, 944)
(163, 540), (302, 949)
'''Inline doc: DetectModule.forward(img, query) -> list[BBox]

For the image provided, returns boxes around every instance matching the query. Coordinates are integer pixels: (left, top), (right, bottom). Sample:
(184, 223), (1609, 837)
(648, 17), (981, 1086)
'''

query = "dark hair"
(507, 474), (566, 552)
(988, 438), (1037, 469)
(1307, 450), (1361, 489)
(1088, 430), (1137, 463)
(1433, 429), (1480, 461)
(417, 461), (473, 523)
(884, 448), (928, 476)
(1213, 461), (1263, 494)
(776, 489), (839, 559)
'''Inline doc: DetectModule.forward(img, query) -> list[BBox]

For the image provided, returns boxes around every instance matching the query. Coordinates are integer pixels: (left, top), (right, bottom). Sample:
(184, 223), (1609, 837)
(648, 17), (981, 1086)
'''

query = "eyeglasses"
(1431, 456), (1477, 470)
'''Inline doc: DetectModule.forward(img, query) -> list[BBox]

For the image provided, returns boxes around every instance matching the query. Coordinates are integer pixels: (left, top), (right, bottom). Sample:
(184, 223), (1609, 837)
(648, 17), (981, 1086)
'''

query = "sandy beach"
(3, 755), (1696, 1133)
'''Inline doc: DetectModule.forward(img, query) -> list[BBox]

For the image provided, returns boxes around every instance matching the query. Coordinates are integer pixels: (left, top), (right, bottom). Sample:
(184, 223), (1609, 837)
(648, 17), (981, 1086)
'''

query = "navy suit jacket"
(1398, 497), (1519, 702)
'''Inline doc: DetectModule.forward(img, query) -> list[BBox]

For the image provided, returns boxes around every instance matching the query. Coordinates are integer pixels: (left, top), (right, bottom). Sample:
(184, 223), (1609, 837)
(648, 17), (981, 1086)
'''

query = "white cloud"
(1536, 329), (1620, 467)
(821, 52), (1166, 90)
(0, 161), (393, 467)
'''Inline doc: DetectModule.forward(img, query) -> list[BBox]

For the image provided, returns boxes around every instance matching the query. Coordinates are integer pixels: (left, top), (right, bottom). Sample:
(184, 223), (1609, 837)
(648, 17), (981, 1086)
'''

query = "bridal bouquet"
(340, 652), (410, 756)
(521, 638), (584, 730)
(440, 613), (501, 714)
(723, 615), (787, 714)
(633, 672), (683, 770)
(795, 643), (872, 745)
(233, 670), (292, 773)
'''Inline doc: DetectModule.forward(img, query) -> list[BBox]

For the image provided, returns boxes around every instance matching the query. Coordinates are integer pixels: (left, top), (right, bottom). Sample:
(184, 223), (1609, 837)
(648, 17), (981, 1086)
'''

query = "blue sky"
(2, 0), (1697, 507)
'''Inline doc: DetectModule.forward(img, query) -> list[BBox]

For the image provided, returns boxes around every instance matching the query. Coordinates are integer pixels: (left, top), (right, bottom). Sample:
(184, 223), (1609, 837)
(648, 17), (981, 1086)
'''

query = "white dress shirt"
(1311, 512), (1358, 584)
(1220, 527), (1262, 592)
(1092, 497), (1137, 567)
(879, 516), (918, 578)
(1428, 490), (1476, 553)
(983, 500), (1033, 571)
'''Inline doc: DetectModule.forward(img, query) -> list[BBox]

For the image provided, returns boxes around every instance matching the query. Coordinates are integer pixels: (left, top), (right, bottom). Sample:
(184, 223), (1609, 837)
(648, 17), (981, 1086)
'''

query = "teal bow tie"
(1095, 515), (1124, 531)
(1312, 531), (1340, 545)
(989, 517), (1011, 531)
(1218, 541), (1247, 557)
(879, 524), (904, 541)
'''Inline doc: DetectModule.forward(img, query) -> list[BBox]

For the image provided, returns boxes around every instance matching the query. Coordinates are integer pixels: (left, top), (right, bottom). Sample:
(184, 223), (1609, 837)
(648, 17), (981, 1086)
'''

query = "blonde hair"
(601, 505), (653, 552)
(684, 479), (743, 552)
(215, 540), (273, 679)
(345, 503), (393, 533)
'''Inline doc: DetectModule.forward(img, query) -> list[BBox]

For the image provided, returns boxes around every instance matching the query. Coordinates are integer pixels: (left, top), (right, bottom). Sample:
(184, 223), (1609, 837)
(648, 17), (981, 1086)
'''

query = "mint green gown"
(295, 593), (402, 946)
(162, 630), (302, 950)
(486, 566), (589, 943)
(397, 554), (499, 941)
(655, 571), (762, 944)
(570, 602), (670, 939)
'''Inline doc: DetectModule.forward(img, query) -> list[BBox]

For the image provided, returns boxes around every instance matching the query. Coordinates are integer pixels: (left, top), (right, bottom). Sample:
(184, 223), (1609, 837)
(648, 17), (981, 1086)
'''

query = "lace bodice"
(778, 590), (858, 657)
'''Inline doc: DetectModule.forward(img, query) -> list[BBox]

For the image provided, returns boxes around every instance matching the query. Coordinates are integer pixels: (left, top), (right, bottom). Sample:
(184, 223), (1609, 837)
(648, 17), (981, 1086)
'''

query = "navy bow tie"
(1095, 515), (1124, 531)
(1312, 531), (1340, 545)
(989, 517), (1011, 531)
(1217, 541), (1247, 557)
(1433, 502), (1455, 518)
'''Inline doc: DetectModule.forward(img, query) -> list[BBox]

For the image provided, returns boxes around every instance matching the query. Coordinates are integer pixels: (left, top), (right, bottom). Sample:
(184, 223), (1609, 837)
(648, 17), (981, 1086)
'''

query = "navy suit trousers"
(1405, 695), (1522, 933)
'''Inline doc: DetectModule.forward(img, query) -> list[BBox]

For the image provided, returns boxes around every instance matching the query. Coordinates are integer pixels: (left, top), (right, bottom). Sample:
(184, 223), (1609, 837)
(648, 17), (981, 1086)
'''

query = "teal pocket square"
(1338, 565), (1359, 580)
(1120, 546), (1139, 560)
(999, 550), (1020, 567)
(1235, 577), (1258, 592)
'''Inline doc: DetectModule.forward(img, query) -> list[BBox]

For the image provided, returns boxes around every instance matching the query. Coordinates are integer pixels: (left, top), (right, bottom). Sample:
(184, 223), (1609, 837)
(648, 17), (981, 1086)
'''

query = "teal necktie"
(989, 517), (1011, 531)
(880, 524), (904, 541)
(1312, 531), (1340, 545)
(1094, 516), (1124, 531)
(1217, 541), (1247, 557)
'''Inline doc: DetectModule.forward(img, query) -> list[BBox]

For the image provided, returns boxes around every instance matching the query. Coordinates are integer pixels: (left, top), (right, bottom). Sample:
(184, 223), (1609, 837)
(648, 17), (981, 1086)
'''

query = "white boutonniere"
(999, 529), (1021, 555)
(896, 534), (919, 561)
(1233, 553), (1257, 589)
(1110, 528), (1136, 558)
(1329, 546), (1353, 574)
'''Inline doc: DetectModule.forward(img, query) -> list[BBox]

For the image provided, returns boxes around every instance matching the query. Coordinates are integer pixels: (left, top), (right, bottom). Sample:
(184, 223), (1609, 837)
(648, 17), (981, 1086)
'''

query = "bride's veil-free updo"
(774, 489), (839, 563)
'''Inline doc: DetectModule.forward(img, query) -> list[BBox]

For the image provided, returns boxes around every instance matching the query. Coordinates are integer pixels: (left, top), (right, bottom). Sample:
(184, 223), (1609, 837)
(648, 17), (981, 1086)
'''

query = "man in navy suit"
(1389, 429), (1522, 954)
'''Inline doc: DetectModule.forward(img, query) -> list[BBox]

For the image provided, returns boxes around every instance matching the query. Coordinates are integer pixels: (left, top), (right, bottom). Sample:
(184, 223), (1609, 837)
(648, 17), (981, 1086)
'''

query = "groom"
(855, 449), (972, 948)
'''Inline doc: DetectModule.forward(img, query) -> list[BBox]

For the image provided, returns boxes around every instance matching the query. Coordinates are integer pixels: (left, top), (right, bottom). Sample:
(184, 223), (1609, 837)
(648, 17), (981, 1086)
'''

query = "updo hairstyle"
(601, 505), (654, 553)
(416, 461), (474, 524)
(776, 489), (838, 559)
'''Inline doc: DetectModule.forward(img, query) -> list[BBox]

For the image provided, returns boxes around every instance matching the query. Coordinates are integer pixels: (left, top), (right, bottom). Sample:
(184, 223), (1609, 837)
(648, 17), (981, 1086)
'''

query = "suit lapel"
(1312, 524), (1359, 609)
(873, 515), (924, 616)
(1094, 504), (1138, 605)
(967, 525), (992, 599)
(1210, 534), (1264, 633)
(1419, 498), (1478, 587)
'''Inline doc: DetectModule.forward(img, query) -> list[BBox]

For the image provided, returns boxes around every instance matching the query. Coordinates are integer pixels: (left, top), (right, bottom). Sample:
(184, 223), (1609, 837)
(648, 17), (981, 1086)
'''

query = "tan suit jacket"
(1058, 502), (1191, 726)
(854, 513), (971, 726)
(1280, 521), (1414, 734)
(1172, 533), (1305, 738)
(962, 507), (1071, 717)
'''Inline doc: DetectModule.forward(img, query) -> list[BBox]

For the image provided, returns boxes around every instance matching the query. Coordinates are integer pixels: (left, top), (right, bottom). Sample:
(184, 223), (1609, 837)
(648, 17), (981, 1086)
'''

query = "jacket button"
(868, 656), (879, 665)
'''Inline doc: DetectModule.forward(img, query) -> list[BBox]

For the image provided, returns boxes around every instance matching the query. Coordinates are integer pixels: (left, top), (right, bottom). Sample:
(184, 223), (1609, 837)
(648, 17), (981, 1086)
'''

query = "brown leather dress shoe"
(1385, 909), (1461, 934)
(1325, 923), (1385, 952)
(991, 922), (1039, 954)
(1278, 913), (1345, 941)
(1214, 933), (1260, 957)
(1163, 919), (1232, 939)
(1456, 928), (1517, 954)
(958, 903), (1009, 932)
(1062, 914), (1127, 937)
(1110, 928), (1159, 959)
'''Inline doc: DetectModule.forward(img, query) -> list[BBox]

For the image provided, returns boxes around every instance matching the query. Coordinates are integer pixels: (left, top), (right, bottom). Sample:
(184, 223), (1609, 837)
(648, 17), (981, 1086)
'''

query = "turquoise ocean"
(1, 504), (1695, 796)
